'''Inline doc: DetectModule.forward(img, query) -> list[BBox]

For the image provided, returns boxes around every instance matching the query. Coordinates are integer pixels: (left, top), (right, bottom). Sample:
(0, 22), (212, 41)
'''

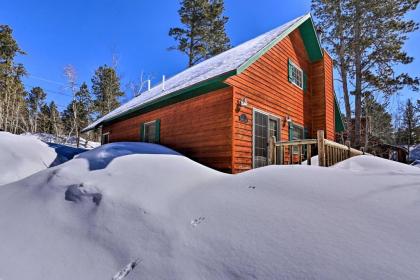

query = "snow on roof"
(84, 13), (311, 131)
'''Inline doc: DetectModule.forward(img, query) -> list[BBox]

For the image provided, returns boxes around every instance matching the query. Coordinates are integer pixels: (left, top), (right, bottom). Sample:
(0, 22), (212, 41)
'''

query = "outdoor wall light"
(238, 97), (248, 107)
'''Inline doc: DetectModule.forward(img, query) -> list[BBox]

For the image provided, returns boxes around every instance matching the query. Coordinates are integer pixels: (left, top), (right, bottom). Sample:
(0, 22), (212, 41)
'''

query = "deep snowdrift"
(21, 132), (100, 149)
(1, 143), (420, 279)
(0, 132), (88, 185)
(0, 132), (58, 185)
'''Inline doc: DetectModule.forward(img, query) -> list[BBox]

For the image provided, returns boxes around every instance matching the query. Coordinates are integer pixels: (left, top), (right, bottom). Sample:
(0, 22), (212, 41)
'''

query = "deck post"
(317, 130), (326, 167)
(307, 144), (312, 165)
(345, 140), (351, 159)
(268, 136), (276, 165)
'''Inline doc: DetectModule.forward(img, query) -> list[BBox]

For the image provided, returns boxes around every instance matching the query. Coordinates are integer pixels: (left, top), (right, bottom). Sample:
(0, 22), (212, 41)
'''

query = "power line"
(26, 74), (67, 86)
(24, 83), (73, 97)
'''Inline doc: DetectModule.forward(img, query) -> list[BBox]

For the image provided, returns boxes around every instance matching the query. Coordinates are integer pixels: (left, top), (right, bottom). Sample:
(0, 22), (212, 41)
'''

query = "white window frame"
(252, 108), (281, 168)
(289, 60), (304, 89)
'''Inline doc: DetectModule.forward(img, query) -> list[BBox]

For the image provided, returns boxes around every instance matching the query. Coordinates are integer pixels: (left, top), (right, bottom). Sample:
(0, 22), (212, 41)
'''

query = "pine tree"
(0, 25), (27, 133)
(204, 0), (231, 59)
(312, 0), (419, 148)
(402, 99), (418, 161)
(61, 83), (93, 147)
(26, 86), (46, 133)
(91, 65), (124, 117)
(38, 103), (51, 133)
(74, 82), (92, 146)
(169, 0), (230, 67)
(48, 101), (62, 137)
(363, 94), (393, 147)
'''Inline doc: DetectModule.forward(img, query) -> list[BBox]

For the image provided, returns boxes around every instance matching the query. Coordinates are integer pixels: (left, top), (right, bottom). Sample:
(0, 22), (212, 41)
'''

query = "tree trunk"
(353, 1), (362, 148)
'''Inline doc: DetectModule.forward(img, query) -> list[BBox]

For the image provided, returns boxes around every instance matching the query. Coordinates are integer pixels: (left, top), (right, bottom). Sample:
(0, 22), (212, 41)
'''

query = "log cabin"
(83, 13), (345, 173)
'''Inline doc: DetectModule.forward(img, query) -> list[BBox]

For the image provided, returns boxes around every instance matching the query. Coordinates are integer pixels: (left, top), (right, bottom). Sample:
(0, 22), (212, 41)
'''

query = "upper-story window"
(288, 59), (303, 89)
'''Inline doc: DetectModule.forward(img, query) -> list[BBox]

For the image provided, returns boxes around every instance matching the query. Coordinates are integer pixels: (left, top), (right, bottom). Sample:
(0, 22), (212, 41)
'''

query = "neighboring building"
(83, 14), (344, 173)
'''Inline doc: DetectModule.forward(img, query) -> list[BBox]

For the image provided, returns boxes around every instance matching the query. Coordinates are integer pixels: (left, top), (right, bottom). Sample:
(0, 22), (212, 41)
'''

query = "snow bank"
(0, 132), (58, 185)
(410, 144), (420, 161)
(1, 145), (420, 279)
(22, 132), (100, 149)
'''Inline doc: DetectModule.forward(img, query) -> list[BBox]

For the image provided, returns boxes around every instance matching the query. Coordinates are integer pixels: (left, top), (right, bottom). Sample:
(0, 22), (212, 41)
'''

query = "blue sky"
(0, 0), (418, 114)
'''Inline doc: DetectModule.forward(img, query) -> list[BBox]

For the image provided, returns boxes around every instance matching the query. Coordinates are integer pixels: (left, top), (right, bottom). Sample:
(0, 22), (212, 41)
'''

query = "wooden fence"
(268, 130), (364, 167)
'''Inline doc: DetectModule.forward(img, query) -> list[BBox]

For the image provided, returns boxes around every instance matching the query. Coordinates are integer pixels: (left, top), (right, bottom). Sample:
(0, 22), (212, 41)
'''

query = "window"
(288, 60), (303, 88)
(253, 110), (280, 168)
(140, 119), (160, 143)
(289, 123), (305, 154)
(101, 133), (109, 145)
(288, 59), (307, 91)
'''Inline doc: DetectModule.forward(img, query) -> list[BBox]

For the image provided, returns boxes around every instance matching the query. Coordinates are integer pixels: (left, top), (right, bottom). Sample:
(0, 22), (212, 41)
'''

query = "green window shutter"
(288, 122), (294, 141)
(155, 119), (161, 143)
(303, 71), (308, 92)
(288, 59), (293, 82)
(139, 123), (145, 141)
(303, 127), (308, 139)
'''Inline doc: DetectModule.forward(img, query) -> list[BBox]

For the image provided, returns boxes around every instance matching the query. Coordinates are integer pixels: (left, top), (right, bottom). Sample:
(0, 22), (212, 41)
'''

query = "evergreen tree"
(62, 82), (93, 147)
(169, 0), (230, 67)
(312, 0), (419, 148)
(74, 82), (92, 146)
(363, 95), (393, 146)
(91, 65), (124, 117)
(26, 86), (46, 133)
(0, 25), (27, 133)
(48, 101), (62, 137)
(401, 99), (419, 161)
(39, 103), (51, 133)
(204, 0), (231, 59)
(38, 101), (62, 136)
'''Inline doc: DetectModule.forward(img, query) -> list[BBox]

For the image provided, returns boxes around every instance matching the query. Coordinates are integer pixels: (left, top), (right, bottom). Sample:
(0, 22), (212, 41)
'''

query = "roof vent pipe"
(147, 80), (151, 91)
(162, 75), (166, 91)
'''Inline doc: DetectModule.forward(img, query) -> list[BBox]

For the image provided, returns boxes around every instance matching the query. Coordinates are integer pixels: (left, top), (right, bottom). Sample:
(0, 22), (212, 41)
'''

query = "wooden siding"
(226, 29), (314, 173)
(310, 51), (335, 140)
(324, 52), (335, 140)
(100, 30), (334, 174)
(102, 87), (234, 172)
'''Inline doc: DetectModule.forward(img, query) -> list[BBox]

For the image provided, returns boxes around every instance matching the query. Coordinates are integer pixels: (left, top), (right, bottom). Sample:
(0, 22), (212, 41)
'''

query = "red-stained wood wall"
(227, 29), (316, 173)
(102, 87), (234, 172)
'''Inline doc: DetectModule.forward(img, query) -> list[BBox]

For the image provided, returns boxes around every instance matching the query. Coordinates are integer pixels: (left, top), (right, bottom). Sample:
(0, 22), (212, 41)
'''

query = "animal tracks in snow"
(191, 217), (205, 227)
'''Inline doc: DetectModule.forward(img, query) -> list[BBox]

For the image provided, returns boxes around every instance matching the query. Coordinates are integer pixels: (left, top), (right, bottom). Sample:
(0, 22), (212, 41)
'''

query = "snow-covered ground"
(22, 132), (100, 149)
(1, 141), (420, 279)
(0, 132), (88, 186)
(0, 132), (59, 185)
(410, 144), (420, 161)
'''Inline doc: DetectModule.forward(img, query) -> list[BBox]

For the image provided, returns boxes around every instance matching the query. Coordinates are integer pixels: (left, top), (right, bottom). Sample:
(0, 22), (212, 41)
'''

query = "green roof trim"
(298, 17), (323, 62)
(237, 14), (322, 74)
(100, 70), (236, 126)
(334, 93), (345, 132)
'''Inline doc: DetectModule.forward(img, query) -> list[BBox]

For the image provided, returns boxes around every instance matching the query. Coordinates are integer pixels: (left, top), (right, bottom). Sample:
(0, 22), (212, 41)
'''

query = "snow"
(410, 159), (420, 168)
(0, 133), (89, 186)
(22, 132), (100, 149)
(409, 144), (420, 161)
(1, 141), (420, 279)
(84, 14), (310, 132)
(0, 132), (58, 185)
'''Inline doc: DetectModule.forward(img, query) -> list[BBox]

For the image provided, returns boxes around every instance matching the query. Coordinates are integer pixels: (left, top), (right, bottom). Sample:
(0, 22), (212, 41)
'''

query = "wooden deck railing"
(268, 130), (364, 167)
